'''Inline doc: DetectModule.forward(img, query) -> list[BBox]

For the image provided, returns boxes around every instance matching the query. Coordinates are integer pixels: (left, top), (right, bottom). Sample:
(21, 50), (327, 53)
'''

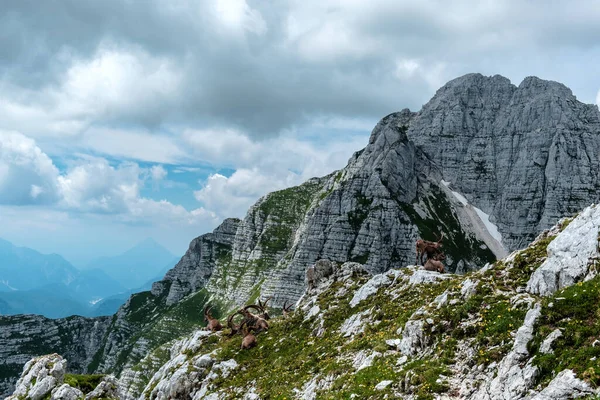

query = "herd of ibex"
(415, 232), (446, 273)
(203, 297), (294, 350)
(202, 234), (445, 349)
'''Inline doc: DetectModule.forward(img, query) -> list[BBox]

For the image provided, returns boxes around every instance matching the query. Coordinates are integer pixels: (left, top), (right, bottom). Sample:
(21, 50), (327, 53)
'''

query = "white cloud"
(213, 0), (267, 35)
(150, 165), (168, 182)
(194, 169), (299, 218)
(395, 59), (420, 79)
(182, 128), (260, 166)
(0, 131), (59, 204)
(0, 46), (182, 139)
(58, 46), (182, 123)
(0, 131), (217, 228)
(189, 128), (369, 219)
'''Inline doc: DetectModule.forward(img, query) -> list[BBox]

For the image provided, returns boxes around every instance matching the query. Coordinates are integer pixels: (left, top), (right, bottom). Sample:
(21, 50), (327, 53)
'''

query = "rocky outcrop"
(472, 304), (541, 400)
(6, 354), (67, 400)
(527, 370), (595, 400)
(527, 203), (600, 296)
(408, 73), (600, 251)
(6, 354), (120, 400)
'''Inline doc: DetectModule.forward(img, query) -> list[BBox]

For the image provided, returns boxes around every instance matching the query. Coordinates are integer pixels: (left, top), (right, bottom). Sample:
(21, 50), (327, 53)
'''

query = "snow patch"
(473, 206), (503, 244)
(451, 190), (469, 206)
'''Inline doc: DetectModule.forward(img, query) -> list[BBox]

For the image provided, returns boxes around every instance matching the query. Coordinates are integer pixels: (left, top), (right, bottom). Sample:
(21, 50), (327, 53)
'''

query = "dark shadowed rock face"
(408, 73), (600, 250)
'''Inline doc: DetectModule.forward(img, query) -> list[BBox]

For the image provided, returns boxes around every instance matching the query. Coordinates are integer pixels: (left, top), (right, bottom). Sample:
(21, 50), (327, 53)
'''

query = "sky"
(0, 0), (599, 266)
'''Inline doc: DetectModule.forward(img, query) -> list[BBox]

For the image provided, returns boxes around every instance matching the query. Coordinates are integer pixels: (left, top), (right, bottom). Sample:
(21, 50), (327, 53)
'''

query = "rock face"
(157, 218), (241, 306)
(408, 73), (600, 251)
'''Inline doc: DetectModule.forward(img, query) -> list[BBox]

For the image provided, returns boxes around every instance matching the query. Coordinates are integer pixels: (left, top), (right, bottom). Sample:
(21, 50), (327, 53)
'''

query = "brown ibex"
(424, 252), (446, 273)
(241, 305), (269, 333)
(227, 310), (244, 336)
(204, 305), (222, 332)
(240, 321), (257, 350)
(415, 233), (444, 265)
(257, 297), (272, 320)
(282, 301), (294, 318)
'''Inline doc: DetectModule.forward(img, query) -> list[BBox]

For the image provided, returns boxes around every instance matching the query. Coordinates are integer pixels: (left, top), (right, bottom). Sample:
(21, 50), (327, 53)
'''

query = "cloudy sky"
(1, 0), (599, 266)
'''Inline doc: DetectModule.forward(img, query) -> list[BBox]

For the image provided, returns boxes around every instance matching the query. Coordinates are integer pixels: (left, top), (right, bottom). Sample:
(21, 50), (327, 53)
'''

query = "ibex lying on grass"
(257, 297), (272, 320)
(226, 303), (270, 336)
(415, 233), (444, 265)
(241, 305), (269, 333)
(204, 305), (222, 332)
(424, 252), (446, 273)
(240, 321), (257, 350)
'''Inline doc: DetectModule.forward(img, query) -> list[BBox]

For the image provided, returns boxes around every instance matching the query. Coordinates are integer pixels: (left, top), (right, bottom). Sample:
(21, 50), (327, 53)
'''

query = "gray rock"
(527, 204), (600, 296)
(6, 354), (66, 400)
(540, 329), (563, 354)
(85, 375), (119, 399)
(352, 351), (382, 371)
(51, 384), (84, 400)
(527, 369), (596, 400)
(400, 320), (427, 356)
(472, 303), (542, 400)
(0, 315), (110, 396)
(339, 309), (371, 338)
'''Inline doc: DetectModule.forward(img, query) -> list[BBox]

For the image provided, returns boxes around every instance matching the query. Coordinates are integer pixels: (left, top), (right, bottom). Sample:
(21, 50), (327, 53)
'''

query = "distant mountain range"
(0, 237), (178, 318)
(84, 237), (178, 290)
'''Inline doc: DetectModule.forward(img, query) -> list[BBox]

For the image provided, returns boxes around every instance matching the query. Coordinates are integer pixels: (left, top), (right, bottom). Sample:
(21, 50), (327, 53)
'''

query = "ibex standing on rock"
(204, 305), (222, 332)
(424, 252), (446, 273)
(415, 233), (444, 265)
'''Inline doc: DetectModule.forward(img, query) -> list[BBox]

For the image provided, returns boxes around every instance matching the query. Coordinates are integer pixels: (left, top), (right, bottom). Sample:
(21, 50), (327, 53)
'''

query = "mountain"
(0, 238), (79, 291)
(88, 259), (177, 317)
(68, 269), (127, 305)
(0, 238), (171, 318)
(407, 74), (600, 250)
(0, 284), (89, 318)
(7, 204), (600, 399)
(85, 238), (177, 290)
(2, 73), (600, 397)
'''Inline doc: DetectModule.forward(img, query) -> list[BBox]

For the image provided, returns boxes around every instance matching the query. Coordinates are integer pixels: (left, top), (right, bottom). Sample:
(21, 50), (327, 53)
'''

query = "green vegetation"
(530, 274), (600, 387)
(63, 374), (105, 394)
(347, 193), (374, 231)
(174, 267), (461, 399)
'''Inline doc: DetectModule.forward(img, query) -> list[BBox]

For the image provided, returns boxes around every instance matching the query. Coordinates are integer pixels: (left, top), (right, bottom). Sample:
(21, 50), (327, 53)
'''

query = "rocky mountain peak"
(408, 73), (600, 250)
(517, 75), (575, 98)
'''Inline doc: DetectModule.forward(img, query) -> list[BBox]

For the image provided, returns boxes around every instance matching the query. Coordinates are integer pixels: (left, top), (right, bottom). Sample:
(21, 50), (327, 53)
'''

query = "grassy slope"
(162, 220), (600, 399)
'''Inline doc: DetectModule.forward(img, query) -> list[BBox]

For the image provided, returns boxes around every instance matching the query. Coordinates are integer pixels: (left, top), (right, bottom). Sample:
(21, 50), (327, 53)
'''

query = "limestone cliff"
(408, 73), (600, 250)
